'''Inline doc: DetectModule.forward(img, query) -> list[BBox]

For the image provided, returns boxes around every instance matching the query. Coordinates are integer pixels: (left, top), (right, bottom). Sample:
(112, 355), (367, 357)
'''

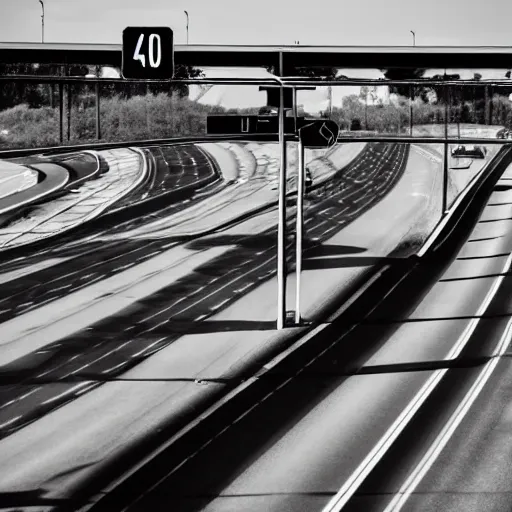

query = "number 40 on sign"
(122, 27), (174, 80)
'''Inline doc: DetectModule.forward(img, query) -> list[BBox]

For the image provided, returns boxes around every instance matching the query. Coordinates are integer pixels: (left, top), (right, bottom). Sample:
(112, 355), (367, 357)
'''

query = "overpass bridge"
(1, 42), (512, 70)
(0, 42), (512, 512)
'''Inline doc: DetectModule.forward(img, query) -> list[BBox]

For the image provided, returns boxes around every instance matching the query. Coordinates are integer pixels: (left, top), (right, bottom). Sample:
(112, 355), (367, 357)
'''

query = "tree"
(360, 86), (369, 129)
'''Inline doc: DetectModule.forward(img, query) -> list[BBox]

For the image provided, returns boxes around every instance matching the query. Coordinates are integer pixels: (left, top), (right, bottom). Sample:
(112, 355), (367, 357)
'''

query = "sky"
(1, 0), (512, 46)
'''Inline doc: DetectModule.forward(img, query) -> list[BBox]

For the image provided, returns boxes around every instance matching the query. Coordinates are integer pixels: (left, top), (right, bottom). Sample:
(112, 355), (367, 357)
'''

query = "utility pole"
(39, 0), (44, 43)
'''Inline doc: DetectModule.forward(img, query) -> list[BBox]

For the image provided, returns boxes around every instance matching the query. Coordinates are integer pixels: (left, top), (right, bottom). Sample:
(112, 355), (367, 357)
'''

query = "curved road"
(120, 151), (512, 512)
(0, 142), (407, 442)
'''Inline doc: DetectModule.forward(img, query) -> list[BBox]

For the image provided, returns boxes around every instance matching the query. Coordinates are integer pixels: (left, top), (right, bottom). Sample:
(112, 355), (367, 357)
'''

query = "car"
(305, 167), (313, 192)
(451, 144), (487, 159)
(258, 106), (278, 116)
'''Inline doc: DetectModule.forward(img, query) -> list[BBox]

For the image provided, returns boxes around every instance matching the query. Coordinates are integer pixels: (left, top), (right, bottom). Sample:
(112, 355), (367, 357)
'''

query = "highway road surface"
(120, 154), (512, 512)
(0, 137), (427, 508)
(0, 132), (506, 511)
(0, 141), (406, 441)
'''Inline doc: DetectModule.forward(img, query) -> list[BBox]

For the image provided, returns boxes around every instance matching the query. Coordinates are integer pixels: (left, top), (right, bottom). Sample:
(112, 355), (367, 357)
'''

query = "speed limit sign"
(122, 27), (174, 80)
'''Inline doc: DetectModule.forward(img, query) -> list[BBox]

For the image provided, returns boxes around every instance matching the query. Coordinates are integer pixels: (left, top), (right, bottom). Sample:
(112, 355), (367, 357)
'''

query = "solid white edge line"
(384, 314), (512, 512)
(321, 231), (512, 512)
(321, 367), (449, 512)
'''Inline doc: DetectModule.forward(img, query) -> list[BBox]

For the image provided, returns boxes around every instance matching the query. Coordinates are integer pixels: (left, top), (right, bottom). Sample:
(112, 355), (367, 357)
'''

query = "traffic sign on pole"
(122, 27), (174, 80)
(294, 119), (339, 326)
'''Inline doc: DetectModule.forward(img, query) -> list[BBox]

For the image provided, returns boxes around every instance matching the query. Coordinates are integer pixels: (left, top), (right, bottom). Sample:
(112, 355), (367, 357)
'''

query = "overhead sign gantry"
(120, 27), (341, 330)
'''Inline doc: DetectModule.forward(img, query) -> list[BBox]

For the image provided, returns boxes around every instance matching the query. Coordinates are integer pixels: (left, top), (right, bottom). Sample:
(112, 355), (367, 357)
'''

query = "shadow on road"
(186, 233), (276, 251)
(0, 490), (83, 508)
(302, 255), (396, 270)
(168, 319), (277, 334)
(303, 243), (367, 257)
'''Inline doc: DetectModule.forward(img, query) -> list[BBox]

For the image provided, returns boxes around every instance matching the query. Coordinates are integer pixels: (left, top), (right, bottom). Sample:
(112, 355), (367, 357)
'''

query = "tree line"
(0, 63), (204, 112)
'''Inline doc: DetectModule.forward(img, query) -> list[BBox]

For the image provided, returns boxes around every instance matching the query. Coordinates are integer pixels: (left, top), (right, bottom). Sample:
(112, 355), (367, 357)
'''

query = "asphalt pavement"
(0, 141), (407, 441)
(0, 134), (501, 512)
(122, 151), (512, 512)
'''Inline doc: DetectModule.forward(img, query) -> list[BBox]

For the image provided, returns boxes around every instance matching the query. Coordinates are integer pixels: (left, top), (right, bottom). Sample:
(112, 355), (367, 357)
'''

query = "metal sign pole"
(443, 86), (449, 213)
(277, 85), (287, 330)
(293, 87), (298, 133)
(295, 132), (305, 325)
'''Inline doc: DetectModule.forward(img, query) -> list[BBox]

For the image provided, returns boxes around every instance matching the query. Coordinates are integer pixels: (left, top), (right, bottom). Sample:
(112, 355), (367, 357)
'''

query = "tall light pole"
(184, 10), (189, 44)
(410, 30), (415, 47)
(39, 0), (44, 43)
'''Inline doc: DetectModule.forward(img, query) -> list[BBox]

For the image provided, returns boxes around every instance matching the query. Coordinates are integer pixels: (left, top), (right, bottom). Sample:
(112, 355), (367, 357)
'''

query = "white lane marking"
(22, 244), (275, 389)
(0, 241), (157, 309)
(0, 145), (399, 418)
(384, 311), (512, 512)
(140, 242), (275, 326)
(321, 251), (512, 512)
(40, 382), (90, 405)
(0, 415), (22, 429)
(0, 258), (72, 285)
(0, 389), (39, 411)
(210, 298), (231, 311)
(235, 283), (253, 294)
(130, 336), (168, 359)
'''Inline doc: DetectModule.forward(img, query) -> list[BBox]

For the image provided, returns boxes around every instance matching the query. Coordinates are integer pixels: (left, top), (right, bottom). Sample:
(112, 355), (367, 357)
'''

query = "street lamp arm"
(184, 10), (189, 45)
(38, 0), (44, 43)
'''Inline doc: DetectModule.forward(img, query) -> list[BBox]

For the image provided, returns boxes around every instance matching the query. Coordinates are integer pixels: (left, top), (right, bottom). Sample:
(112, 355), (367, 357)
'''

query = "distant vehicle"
(451, 145), (487, 159)
(258, 106), (278, 116)
(305, 167), (313, 192)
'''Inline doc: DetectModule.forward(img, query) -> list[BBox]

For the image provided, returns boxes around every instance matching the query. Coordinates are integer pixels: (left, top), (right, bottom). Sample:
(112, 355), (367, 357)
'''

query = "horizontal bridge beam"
(1, 42), (512, 68)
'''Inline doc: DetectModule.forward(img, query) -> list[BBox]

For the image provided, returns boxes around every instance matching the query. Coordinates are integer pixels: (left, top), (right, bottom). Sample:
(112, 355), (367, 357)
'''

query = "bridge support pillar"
(277, 84), (287, 330)
(443, 86), (449, 213)
(295, 136), (305, 325)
